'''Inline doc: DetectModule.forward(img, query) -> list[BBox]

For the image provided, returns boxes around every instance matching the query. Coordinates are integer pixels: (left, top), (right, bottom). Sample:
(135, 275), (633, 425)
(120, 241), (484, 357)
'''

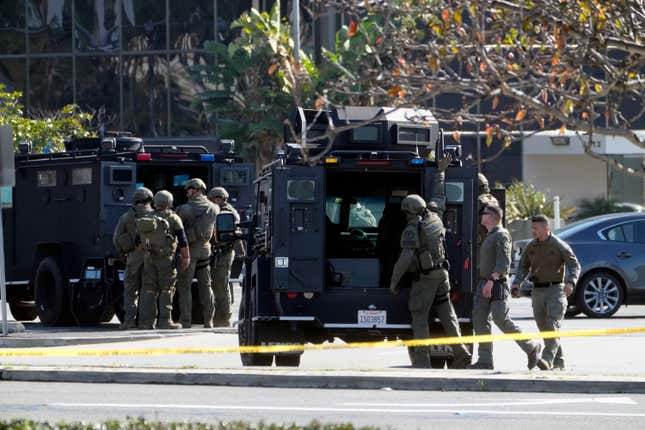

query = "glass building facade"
(0, 0), (286, 137)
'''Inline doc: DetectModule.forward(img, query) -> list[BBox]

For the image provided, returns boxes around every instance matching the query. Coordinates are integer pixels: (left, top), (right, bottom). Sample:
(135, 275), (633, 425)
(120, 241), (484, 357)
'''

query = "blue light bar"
(200, 154), (215, 162)
(410, 158), (425, 166)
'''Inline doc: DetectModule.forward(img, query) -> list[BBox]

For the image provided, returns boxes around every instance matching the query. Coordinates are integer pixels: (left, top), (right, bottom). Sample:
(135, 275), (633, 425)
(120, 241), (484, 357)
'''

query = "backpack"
(186, 204), (216, 244)
(136, 213), (175, 255)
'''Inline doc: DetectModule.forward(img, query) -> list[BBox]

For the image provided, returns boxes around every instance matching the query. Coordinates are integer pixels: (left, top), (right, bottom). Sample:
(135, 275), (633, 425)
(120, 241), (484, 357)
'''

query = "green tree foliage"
(505, 180), (576, 223)
(320, 0), (645, 176)
(574, 196), (642, 220)
(198, 2), (318, 168)
(0, 85), (93, 153)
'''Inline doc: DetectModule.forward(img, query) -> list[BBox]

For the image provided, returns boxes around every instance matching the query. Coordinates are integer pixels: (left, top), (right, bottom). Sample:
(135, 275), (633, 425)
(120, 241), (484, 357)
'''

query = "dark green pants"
(123, 248), (144, 325)
(408, 269), (470, 368)
(139, 254), (177, 328)
(532, 284), (567, 366)
(211, 248), (234, 321)
(176, 244), (214, 327)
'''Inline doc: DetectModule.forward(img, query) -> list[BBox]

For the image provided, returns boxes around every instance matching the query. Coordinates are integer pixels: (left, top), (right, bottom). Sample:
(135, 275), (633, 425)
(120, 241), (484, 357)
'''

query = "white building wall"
(522, 154), (607, 208)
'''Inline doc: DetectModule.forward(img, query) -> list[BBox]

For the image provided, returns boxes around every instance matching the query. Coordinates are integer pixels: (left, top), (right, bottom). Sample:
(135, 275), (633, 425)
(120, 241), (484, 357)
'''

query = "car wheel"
(576, 272), (624, 318)
(275, 354), (301, 367)
(34, 257), (74, 326)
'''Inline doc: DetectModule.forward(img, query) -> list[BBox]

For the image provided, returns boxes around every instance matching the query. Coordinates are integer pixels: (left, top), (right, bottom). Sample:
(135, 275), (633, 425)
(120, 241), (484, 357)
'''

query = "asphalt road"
(1, 381), (645, 429)
(2, 290), (645, 375)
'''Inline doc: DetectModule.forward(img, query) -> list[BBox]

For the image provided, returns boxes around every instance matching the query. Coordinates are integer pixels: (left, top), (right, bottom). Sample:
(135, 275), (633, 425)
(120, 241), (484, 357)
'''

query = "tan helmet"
(478, 173), (491, 194)
(133, 187), (153, 203)
(153, 190), (174, 209)
(207, 186), (229, 201)
(401, 194), (427, 215)
(184, 178), (207, 192)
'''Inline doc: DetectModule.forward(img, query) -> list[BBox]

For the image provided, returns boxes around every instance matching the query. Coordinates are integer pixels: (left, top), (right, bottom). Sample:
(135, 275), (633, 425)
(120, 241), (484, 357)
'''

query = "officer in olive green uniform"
(207, 186), (240, 327)
(389, 157), (471, 369)
(512, 214), (581, 370)
(471, 205), (547, 370)
(112, 187), (154, 329)
(477, 173), (499, 246)
(137, 191), (190, 329)
(176, 178), (219, 328)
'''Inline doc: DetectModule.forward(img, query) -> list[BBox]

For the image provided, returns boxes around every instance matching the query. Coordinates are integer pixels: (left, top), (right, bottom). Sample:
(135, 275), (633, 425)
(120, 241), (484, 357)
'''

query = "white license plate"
(357, 310), (387, 326)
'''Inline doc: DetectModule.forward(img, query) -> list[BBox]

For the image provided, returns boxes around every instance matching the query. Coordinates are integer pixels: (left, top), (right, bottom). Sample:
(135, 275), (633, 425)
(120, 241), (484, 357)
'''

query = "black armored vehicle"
(239, 106), (485, 367)
(3, 134), (253, 325)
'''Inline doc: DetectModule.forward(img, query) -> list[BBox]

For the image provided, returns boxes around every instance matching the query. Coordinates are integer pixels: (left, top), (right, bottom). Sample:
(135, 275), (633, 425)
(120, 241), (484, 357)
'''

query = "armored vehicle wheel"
(275, 354), (301, 367)
(431, 357), (447, 369)
(34, 257), (73, 326)
(238, 300), (273, 366)
(8, 301), (38, 321)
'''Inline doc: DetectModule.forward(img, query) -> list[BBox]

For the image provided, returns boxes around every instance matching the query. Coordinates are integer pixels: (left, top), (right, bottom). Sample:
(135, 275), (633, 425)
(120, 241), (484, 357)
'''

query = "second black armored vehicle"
(3, 134), (253, 326)
(239, 106), (486, 367)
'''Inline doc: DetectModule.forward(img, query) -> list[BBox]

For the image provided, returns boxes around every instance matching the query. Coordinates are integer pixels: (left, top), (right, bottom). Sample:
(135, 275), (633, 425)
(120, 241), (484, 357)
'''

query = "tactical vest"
(115, 206), (151, 254)
(183, 197), (217, 245)
(417, 212), (446, 271)
(136, 212), (177, 256)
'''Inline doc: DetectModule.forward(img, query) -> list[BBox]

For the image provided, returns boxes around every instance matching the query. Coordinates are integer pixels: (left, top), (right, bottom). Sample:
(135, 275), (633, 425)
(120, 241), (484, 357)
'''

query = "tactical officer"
(207, 186), (240, 327)
(176, 178), (220, 328)
(512, 214), (581, 370)
(389, 156), (471, 369)
(112, 187), (154, 329)
(471, 205), (547, 370)
(137, 191), (190, 330)
(477, 173), (499, 246)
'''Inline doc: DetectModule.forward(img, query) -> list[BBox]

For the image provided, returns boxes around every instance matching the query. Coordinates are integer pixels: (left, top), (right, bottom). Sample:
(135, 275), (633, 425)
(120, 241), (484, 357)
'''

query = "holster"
(490, 280), (508, 302)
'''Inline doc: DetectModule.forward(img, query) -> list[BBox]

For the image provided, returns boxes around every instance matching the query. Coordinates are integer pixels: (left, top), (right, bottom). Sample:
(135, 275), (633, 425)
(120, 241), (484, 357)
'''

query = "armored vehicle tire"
(238, 301), (273, 366)
(34, 257), (73, 326)
(8, 301), (38, 321)
(431, 357), (447, 369)
(275, 354), (301, 367)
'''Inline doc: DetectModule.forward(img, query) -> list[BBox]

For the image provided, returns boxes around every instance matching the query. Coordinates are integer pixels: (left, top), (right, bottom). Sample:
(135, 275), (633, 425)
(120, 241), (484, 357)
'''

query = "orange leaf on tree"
(388, 86), (401, 97)
(267, 64), (278, 75)
(515, 108), (527, 122)
(441, 9), (451, 23)
(315, 97), (326, 110)
(452, 130), (460, 143)
(348, 21), (358, 36)
(492, 95), (499, 110)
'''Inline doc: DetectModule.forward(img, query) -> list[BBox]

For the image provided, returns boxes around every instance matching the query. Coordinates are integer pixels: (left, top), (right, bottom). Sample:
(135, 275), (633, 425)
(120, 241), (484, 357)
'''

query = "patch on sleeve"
(400, 226), (420, 249)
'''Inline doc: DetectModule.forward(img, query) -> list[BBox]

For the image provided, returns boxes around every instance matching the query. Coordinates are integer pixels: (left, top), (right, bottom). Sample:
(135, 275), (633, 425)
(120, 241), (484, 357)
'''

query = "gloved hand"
(389, 283), (399, 295)
(437, 153), (454, 172)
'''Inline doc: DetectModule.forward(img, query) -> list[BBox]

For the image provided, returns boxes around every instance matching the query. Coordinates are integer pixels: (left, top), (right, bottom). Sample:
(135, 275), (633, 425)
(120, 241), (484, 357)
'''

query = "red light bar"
(136, 153), (152, 161)
(356, 160), (391, 167)
(286, 292), (298, 299)
(463, 257), (470, 271)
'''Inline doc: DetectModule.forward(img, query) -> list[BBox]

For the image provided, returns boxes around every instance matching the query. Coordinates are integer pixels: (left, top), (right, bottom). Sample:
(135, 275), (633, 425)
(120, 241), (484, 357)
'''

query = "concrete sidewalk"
(0, 322), (236, 347)
(2, 365), (645, 394)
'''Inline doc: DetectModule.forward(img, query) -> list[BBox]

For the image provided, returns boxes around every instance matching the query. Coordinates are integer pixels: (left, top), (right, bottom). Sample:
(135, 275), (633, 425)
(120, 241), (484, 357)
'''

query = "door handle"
(617, 251), (632, 259)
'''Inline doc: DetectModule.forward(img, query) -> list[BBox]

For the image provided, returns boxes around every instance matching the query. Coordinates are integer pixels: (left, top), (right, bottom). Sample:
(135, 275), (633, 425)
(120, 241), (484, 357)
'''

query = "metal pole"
(553, 196), (561, 230)
(1, 207), (8, 336)
(293, 0), (300, 62)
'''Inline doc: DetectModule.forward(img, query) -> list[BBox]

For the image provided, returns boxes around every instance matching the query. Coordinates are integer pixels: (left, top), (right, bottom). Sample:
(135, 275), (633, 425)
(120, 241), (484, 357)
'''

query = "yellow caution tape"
(0, 326), (644, 357)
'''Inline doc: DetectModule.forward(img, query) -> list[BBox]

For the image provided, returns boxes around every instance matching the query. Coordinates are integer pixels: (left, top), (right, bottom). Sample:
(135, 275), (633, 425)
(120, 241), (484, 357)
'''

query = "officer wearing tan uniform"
(176, 178), (219, 328)
(137, 191), (190, 330)
(471, 205), (547, 370)
(112, 187), (153, 329)
(389, 156), (471, 369)
(207, 186), (240, 327)
(512, 214), (581, 370)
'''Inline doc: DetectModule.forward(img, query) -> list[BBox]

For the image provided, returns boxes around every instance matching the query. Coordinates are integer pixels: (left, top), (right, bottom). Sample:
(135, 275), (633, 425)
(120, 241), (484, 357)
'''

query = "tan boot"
(157, 320), (182, 329)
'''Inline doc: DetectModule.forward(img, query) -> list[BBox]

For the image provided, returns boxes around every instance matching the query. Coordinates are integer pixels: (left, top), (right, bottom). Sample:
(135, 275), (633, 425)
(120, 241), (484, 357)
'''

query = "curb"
(0, 328), (237, 348)
(2, 367), (645, 394)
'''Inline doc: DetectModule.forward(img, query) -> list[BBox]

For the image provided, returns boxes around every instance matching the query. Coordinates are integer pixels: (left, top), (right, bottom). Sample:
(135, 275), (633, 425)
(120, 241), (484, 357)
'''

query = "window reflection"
(217, 0), (252, 43)
(75, 0), (126, 52)
(170, 0), (213, 51)
(123, 0), (166, 52)
(28, 0), (73, 53)
(0, 0), (25, 54)
(29, 57), (73, 111)
(76, 56), (120, 128)
(123, 54), (168, 136)
(0, 59), (27, 94)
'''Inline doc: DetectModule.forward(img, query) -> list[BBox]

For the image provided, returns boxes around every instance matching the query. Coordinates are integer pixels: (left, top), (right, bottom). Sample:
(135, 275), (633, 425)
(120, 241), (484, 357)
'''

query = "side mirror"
(216, 212), (237, 243)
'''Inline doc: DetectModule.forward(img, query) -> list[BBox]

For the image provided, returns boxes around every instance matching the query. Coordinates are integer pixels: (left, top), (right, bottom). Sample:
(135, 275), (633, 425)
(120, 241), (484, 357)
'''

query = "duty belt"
(533, 281), (562, 288)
